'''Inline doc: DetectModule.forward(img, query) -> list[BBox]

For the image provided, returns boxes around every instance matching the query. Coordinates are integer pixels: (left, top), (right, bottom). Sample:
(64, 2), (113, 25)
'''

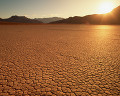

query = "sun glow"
(98, 2), (114, 14)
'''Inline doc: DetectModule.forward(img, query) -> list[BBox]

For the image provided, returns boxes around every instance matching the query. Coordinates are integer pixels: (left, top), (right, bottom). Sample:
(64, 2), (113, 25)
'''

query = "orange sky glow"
(0, 0), (119, 18)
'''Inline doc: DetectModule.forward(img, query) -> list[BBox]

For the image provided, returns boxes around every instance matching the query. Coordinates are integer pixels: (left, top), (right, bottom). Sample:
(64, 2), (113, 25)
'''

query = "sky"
(0, 0), (119, 18)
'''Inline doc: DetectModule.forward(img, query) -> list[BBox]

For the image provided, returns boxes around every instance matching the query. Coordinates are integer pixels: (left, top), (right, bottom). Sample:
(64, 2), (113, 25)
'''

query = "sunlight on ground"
(95, 25), (112, 40)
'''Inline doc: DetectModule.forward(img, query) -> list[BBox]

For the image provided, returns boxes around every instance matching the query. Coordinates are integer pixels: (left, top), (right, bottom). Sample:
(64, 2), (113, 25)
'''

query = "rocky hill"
(35, 17), (64, 23)
(50, 6), (120, 25)
(0, 16), (42, 23)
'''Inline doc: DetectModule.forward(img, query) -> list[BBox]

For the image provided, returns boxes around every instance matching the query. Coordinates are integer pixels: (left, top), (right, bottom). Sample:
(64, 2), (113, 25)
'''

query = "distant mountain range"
(35, 17), (64, 23)
(0, 16), (43, 23)
(51, 6), (120, 25)
(0, 6), (120, 25)
(0, 16), (64, 24)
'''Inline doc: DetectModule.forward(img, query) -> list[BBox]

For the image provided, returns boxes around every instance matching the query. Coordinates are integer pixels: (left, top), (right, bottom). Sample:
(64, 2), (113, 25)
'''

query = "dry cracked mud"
(0, 25), (120, 96)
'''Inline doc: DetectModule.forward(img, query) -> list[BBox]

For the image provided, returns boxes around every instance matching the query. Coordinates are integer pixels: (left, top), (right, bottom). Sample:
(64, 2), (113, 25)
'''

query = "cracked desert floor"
(0, 25), (119, 96)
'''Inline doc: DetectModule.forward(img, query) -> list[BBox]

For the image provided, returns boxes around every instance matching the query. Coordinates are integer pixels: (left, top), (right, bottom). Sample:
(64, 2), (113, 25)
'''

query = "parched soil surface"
(0, 25), (119, 95)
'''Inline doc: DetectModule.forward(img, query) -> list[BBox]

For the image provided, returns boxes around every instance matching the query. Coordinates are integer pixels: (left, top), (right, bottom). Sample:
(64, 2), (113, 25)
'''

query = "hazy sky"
(0, 0), (119, 18)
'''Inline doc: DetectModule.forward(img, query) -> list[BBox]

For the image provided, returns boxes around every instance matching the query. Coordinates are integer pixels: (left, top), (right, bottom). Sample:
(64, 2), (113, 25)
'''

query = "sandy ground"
(0, 25), (120, 95)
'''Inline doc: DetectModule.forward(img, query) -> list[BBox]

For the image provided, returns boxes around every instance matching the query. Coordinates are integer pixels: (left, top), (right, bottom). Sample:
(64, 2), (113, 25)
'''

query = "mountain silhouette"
(0, 16), (42, 23)
(0, 6), (120, 25)
(35, 17), (64, 23)
(50, 6), (120, 25)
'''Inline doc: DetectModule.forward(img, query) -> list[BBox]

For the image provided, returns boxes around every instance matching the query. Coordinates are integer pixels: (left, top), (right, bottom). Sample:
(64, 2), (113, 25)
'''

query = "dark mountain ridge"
(50, 6), (120, 25)
(35, 17), (64, 23)
(0, 6), (120, 25)
(0, 16), (42, 23)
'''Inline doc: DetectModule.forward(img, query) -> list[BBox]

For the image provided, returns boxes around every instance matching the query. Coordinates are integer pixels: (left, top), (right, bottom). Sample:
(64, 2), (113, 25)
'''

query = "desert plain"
(0, 24), (119, 95)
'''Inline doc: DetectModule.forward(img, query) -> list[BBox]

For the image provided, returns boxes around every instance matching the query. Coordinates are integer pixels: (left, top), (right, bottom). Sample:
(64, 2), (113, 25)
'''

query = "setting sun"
(98, 2), (114, 14)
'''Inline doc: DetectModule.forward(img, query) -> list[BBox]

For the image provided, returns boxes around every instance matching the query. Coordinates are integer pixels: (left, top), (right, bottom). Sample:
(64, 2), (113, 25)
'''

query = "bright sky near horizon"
(0, 0), (119, 18)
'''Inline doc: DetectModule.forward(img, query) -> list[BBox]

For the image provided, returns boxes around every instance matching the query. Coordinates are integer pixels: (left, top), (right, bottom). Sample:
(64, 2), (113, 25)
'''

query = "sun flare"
(98, 2), (114, 14)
